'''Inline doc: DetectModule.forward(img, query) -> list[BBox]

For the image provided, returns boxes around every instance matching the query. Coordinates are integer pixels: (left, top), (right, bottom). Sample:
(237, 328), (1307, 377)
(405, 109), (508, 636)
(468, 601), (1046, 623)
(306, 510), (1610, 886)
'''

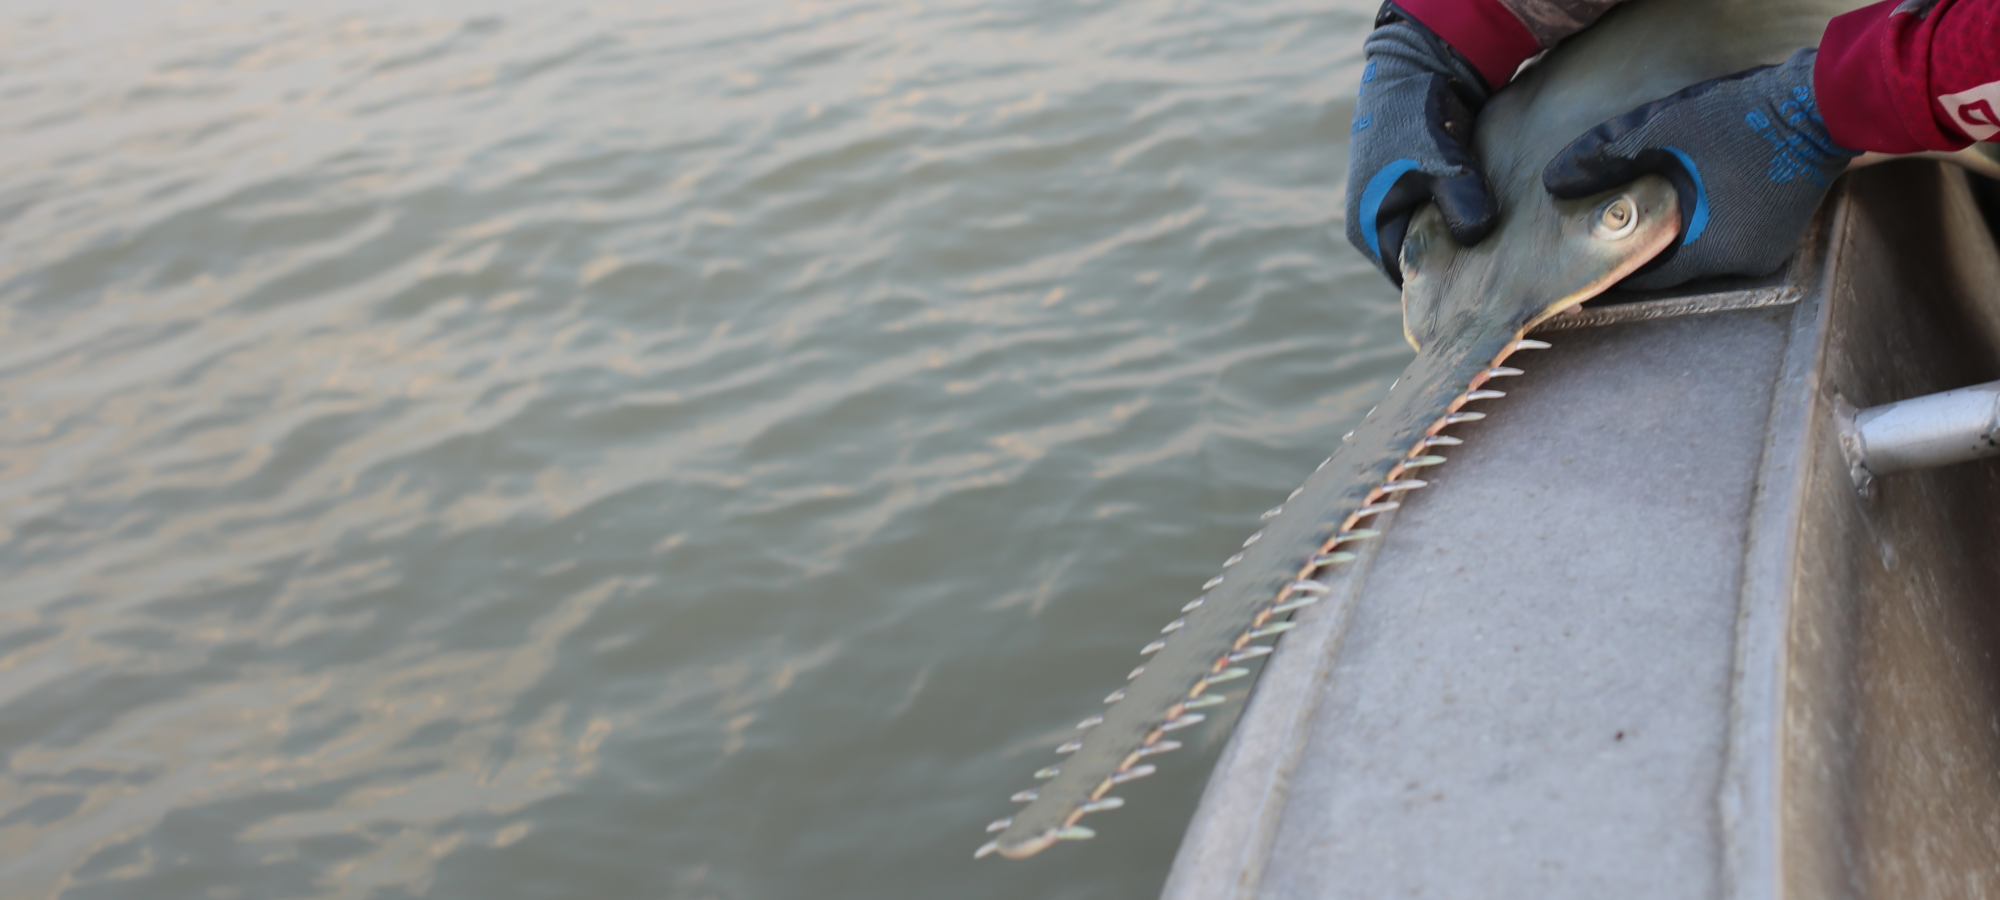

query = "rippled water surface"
(0, 1), (1403, 896)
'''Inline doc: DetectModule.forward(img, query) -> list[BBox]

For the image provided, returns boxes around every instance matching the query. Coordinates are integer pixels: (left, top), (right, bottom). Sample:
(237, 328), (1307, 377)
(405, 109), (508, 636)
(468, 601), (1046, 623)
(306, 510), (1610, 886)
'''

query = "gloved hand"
(1543, 48), (1860, 290)
(1343, 7), (1498, 285)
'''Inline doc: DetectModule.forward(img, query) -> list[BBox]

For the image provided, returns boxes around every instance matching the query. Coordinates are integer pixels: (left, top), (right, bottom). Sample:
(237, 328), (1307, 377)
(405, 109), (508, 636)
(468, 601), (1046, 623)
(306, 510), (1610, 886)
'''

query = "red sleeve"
(1397, 0), (1544, 91)
(1816, 0), (2000, 153)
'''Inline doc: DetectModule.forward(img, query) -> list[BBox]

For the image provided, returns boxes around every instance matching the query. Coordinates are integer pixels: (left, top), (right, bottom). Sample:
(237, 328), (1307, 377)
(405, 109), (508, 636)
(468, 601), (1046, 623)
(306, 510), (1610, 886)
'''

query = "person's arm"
(1817, 0), (2000, 152)
(1343, 0), (1629, 283)
(1543, 0), (1998, 291)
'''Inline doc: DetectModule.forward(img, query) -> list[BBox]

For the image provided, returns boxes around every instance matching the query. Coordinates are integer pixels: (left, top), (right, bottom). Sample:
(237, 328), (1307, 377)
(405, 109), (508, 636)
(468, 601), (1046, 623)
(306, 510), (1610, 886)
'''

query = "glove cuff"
(1387, 0), (1541, 92)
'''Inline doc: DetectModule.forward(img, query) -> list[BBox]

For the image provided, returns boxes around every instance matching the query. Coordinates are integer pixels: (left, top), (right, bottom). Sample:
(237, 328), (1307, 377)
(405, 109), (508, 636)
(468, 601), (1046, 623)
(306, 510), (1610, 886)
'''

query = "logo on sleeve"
(1939, 80), (2000, 142)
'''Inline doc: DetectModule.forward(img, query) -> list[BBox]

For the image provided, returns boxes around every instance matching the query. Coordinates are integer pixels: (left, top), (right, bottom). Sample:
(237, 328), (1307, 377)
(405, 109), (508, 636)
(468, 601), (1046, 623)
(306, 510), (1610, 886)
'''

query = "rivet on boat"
(1227, 646), (1274, 663)
(1203, 575), (1225, 590)
(1204, 666), (1251, 684)
(1110, 764), (1157, 785)
(1261, 505), (1284, 520)
(1077, 714), (1104, 729)
(1181, 597), (1205, 612)
(1380, 479), (1428, 492)
(1141, 639), (1167, 655)
(1055, 825), (1096, 841)
(1249, 621), (1296, 639)
(986, 817), (1013, 833)
(1161, 713), (1206, 731)
(1313, 551), (1357, 566)
(1035, 765), (1061, 779)
(1444, 412), (1486, 424)
(1161, 618), (1186, 634)
(1011, 789), (1039, 802)
(1513, 339), (1552, 351)
(1080, 797), (1125, 813)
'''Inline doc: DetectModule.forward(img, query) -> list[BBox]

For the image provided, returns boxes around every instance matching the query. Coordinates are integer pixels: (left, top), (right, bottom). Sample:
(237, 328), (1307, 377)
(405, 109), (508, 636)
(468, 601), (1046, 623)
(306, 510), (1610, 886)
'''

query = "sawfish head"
(1400, 175), (1681, 352)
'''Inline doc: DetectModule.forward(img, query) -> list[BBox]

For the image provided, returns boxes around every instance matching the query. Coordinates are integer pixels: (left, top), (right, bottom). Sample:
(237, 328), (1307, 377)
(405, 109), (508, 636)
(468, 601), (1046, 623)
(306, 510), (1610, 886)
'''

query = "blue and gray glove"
(1343, 7), (1498, 285)
(1543, 48), (1860, 290)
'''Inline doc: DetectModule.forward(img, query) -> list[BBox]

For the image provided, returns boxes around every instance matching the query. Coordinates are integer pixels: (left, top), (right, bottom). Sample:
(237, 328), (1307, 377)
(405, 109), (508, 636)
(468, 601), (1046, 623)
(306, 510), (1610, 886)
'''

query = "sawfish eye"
(1592, 195), (1639, 241)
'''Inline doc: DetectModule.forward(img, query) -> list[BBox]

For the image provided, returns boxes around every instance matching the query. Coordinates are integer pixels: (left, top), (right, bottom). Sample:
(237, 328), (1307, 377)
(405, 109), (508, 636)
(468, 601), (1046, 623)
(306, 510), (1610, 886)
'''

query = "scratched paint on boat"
(0, 0), (1397, 897)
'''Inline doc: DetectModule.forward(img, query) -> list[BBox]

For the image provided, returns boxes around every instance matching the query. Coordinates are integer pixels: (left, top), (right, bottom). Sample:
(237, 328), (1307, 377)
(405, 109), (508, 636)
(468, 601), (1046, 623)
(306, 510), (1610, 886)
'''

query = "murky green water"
(0, 0), (1401, 896)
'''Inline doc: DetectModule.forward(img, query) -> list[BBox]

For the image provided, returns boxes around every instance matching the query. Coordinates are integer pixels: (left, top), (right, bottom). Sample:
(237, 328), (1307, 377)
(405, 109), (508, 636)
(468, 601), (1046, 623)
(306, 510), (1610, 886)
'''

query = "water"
(0, 1), (1404, 897)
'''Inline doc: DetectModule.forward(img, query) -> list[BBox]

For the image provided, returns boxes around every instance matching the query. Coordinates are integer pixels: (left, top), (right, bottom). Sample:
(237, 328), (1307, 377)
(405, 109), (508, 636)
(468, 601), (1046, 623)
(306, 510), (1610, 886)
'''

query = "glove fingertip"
(1432, 173), (1498, 245)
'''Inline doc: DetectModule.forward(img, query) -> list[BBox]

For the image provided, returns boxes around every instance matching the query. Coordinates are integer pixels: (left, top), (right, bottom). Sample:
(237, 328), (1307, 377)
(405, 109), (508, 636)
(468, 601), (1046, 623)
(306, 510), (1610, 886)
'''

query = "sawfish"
(978, 0), (1922, 860)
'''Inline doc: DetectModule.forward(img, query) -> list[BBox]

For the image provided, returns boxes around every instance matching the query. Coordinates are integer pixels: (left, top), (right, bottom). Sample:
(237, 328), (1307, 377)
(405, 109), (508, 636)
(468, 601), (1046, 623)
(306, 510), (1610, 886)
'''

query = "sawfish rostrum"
(979, 0), (1867, 861)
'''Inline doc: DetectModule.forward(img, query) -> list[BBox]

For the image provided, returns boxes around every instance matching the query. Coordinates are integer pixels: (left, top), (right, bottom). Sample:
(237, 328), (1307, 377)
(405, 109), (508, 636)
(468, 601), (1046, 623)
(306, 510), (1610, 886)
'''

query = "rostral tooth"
(1443, 411), (1486, 424)
(1076, 714), (1104, 729)
(1464, 389), (1506, 401)
(1313, 551), (1357, 566)
(1486, 366), (1525, 377)
(1080, 797), (1124, 813)
(1137, 739), (1184, 755)
(1402, 455), (1447, 467)
(1226, 646), (1274, 663)
(1160, 618), (1186, 634)
(1380, 479), (1428, 492)
(1181, 597), (1205, 612)
(1202, 575), (1224, 589)
(1205, 666), (1250, 684)
(1261, 505), (1285, 520)
(1423, 435), (1463, 447)
(1242, 530), (1263, 547)
(987, 818), (1013, 832)
(1104, 689), (1125, 703)
(1513, 339), (1552, 351)
(1223, 552), (1245, 567)
(1248, 621), (1296, 639)
(1011, 790), (1038, 802)
(1141, 639), (1167, 655)
(1271, 594), (1321, 614)
(1109, 764), (1156, 785)
(1183, 694), (1226, 709)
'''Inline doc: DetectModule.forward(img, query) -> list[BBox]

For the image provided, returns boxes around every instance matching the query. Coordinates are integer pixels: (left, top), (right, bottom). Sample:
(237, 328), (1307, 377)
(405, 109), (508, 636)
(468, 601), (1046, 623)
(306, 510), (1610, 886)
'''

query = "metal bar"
(1840, 379), (2000, 487)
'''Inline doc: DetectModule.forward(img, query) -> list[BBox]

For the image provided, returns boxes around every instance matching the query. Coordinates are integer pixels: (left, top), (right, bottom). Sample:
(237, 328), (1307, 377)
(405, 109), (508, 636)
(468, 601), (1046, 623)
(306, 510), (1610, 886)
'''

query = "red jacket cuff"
(1816, 0), (1975, 153)
(1396, 0), (1543, 91)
